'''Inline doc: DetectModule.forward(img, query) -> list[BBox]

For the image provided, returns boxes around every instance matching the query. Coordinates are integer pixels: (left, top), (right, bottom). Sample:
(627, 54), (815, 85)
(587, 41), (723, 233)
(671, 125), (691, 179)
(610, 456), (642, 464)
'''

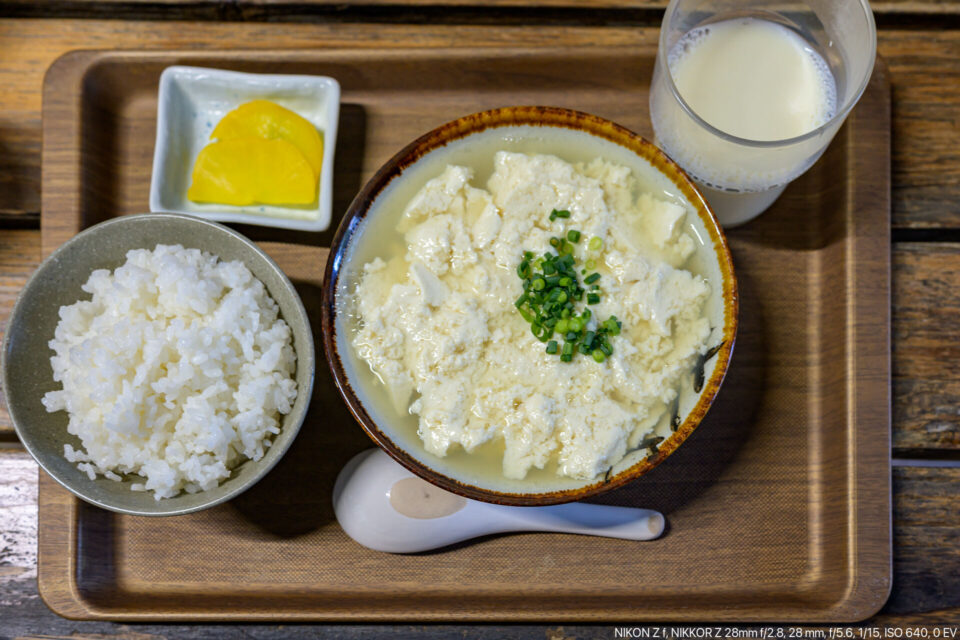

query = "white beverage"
(651, 17), (839, 226)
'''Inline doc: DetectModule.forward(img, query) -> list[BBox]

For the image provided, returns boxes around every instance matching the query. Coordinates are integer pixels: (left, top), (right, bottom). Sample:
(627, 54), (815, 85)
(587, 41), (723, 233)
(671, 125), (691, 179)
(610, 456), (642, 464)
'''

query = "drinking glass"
(650, 0), (876, 227)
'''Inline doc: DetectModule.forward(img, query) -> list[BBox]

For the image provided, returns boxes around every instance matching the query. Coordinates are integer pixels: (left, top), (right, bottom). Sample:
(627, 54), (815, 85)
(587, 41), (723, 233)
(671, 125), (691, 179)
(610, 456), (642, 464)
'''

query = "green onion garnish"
(514, 212), (620, 363)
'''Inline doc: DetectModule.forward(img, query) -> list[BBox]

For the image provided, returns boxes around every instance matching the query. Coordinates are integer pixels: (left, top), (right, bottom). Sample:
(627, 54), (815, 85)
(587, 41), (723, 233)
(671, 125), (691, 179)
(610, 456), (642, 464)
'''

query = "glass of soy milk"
(650, 0), (876, 227)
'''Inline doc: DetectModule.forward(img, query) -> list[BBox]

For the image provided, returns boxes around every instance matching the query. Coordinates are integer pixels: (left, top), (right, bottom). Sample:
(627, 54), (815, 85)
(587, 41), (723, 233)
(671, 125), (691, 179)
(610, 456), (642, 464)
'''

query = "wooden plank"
(879, 30), (960, 230)
(885, 465), (960, 616)
(0, 18), (650, 223)
(0, 22), (958, 230)
(893, 243), (960, 452)
(2, 451), (956, 630)
(4, 239), (960, 454)
(0, 230), (40, 439)
(7, 0), (960, 14)
(6, 230), (955, 449)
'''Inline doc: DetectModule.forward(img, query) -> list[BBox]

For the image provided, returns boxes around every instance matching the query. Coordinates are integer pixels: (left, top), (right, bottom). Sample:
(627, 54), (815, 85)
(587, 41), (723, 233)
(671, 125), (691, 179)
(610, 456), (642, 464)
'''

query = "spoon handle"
(481, 502), (665, 541)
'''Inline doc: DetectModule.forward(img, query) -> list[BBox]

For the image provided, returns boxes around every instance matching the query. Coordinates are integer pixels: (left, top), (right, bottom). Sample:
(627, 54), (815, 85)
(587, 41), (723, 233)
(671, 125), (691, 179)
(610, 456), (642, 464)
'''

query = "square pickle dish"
(149, 66), (340, 232)
(40, 47), (891, 622)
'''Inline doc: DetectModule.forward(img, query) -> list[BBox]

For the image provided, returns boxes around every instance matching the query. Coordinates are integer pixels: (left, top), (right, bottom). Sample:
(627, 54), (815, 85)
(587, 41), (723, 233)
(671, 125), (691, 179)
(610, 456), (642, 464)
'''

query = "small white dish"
(150, 66), (340, 232)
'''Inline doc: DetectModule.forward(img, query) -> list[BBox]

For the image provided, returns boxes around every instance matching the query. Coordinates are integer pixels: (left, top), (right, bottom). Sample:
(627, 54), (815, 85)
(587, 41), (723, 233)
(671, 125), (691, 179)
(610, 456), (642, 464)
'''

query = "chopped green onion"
(604, 316), (621, 335)
(515, 210), (620, 362)
(588, 236), (603, 251)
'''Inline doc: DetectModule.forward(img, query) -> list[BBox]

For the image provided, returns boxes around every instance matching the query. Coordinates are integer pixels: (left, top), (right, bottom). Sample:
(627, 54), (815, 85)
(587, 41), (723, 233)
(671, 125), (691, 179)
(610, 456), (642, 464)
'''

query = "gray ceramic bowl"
(2, 213), (314, 516)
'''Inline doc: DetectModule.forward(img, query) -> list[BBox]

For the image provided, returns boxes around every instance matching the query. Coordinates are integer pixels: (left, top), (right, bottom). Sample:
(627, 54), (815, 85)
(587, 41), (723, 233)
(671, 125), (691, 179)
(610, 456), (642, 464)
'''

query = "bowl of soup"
(321, 106), (738, 505)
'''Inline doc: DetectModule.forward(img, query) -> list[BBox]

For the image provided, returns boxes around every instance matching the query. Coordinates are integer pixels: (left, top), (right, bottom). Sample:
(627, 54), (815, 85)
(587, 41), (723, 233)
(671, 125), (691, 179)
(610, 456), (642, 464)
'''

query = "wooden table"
(1, 2), (958, 636)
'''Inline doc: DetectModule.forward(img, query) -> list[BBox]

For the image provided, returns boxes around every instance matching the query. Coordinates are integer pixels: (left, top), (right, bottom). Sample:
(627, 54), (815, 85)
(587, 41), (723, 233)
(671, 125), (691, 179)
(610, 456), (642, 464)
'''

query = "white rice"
(41, 244), (298, 500)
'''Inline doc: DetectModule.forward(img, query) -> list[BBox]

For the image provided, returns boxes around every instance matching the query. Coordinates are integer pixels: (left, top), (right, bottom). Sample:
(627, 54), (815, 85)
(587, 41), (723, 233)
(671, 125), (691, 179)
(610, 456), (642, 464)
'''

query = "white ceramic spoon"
(333, 449), (666, 554)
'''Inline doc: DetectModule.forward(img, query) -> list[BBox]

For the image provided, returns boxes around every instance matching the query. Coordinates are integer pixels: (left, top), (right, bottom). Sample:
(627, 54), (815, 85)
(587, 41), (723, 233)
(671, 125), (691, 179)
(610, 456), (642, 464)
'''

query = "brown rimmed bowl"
(321, 106), (738, 506)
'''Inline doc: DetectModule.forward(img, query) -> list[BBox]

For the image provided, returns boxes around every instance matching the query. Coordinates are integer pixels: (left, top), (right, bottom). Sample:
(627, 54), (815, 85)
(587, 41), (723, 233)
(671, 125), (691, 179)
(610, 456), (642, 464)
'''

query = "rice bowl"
(2, 213), (314, 516)
(42, 244), (298, 500)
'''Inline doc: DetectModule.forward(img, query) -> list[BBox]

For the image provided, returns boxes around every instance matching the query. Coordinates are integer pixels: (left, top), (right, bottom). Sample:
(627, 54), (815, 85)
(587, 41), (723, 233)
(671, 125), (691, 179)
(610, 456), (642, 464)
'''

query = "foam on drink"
(652, 17), (837, 194)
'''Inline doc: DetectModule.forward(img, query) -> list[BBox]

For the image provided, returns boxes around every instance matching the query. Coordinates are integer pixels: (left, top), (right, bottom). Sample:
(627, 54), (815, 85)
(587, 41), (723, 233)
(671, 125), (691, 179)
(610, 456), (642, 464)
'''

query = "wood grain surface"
(8, 0), (960, 14)
(27, 46), (892, 623)
(0, 21), (959, 230)
(6, 237), (958, 453)
(0, 0), (957, 633)
(894, 244), (960, 453)
(2, 452), (955, 635)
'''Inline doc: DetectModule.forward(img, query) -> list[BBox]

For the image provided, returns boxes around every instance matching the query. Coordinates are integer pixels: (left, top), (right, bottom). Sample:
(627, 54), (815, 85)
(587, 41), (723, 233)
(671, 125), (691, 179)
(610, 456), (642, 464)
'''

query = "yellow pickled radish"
(187, 137), (317, 206)
(211, 100), (324, 178)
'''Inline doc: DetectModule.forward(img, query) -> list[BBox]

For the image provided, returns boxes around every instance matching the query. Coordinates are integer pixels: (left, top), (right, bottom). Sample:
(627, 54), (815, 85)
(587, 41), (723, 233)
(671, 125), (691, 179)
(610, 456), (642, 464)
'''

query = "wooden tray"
(38, 46), (892, 622)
